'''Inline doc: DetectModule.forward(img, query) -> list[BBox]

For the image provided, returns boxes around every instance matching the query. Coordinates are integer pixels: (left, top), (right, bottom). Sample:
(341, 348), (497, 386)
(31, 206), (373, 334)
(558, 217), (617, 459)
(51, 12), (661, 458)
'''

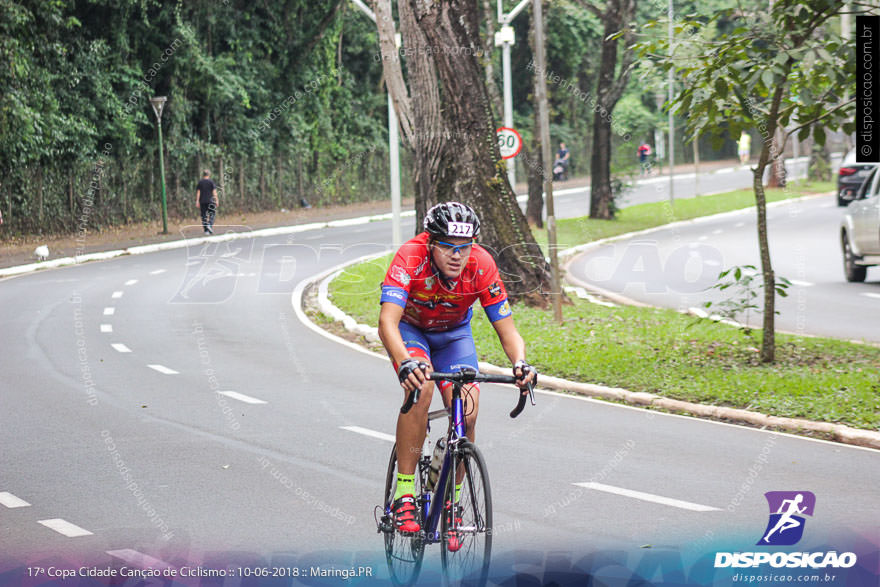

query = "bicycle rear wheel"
(383, 443), (425, 586)
(440, 441), (492, 587)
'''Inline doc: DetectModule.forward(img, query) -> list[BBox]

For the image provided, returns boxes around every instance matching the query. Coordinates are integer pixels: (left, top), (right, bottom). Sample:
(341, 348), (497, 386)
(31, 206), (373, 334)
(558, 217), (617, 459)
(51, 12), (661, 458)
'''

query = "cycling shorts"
(396, 321), (479, 392)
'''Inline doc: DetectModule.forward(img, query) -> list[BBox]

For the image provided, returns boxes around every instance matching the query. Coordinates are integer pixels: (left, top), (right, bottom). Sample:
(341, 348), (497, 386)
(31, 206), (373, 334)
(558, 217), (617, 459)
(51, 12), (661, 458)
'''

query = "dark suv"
(837, 150), (878, 206)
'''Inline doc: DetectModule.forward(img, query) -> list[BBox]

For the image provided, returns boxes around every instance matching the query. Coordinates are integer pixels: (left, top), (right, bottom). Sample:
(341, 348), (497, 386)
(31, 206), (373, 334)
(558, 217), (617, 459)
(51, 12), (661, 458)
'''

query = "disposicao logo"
(758, 491), (815, 546)
(714, 491), (858, 570)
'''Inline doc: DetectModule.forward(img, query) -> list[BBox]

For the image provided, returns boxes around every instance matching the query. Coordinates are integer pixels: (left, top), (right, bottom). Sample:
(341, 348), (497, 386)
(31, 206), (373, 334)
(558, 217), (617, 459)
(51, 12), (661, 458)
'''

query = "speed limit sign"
(496, 127), (522, 159)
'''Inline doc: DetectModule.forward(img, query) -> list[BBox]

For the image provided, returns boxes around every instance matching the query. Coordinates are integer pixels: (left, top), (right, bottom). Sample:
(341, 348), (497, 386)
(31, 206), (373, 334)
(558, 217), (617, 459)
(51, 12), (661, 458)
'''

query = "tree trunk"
(590, 113), (614, 218)
(766, 126), (786, 188)
(525, 1), (546, 228)
(406, 0), (551, 303)
(586, 0), (636, 220)
(754, 83), (787, 363)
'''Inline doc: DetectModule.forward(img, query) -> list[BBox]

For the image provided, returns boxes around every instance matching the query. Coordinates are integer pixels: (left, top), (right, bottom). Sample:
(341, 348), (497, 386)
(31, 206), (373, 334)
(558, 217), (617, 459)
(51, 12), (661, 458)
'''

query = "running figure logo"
(758, 491), (816, 546)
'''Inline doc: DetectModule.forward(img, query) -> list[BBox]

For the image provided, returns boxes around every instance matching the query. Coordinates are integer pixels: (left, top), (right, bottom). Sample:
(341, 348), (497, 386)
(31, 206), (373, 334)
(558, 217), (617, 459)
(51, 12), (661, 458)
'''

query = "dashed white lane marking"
(0, 492), (31, 508)
(340, 426), (396, 443)
(862, 292), (880, 300)
(103, 307), (115, 316)
(112, 291), (124, 299)
(698, 235), (708, 241)
(111, 343), (132, 353)
(147, 364), (179, 375)
(789, 279), (813, 287)
(107, 549), (173, 570)
(735, 222), (746, 228)
(704, 259), (721, 266)
(125, 279), (138, 286)
(218, 391), (267, 405)
(149, 269), (166, 275)
(38, 518), (94, 537)
(574, 482), (720, 512)
(711, 229), (723, 235)
(716, 168), (734, 175)
(100, 324), (113, 333)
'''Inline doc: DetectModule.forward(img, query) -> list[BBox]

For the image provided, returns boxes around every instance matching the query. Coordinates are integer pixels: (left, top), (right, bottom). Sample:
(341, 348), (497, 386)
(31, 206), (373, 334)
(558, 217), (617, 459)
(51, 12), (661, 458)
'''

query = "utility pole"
(496, 0), (530, 188)
(533, 0), (562, 323)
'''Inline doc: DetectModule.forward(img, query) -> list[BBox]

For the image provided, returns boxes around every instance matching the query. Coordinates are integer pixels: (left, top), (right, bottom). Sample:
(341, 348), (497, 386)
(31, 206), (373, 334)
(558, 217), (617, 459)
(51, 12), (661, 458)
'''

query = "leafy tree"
(570, 0), (638, 220)
(639, 0), (860, 361)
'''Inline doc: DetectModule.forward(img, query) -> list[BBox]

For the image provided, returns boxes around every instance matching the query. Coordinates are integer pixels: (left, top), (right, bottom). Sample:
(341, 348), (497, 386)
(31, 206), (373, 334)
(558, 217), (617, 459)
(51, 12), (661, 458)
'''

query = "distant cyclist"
(377, 201), (536, 544)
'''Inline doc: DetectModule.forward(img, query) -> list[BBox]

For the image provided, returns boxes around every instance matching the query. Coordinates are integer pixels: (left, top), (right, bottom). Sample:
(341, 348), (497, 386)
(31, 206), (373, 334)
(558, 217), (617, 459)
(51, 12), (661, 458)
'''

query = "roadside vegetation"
(327, 181), (880, 431)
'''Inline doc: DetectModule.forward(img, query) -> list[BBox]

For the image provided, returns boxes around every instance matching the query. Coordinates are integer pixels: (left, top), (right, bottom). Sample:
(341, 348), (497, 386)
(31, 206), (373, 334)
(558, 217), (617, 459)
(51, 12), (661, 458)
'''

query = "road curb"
(0, 211), (416, 278)
(303, 232), (880, 452)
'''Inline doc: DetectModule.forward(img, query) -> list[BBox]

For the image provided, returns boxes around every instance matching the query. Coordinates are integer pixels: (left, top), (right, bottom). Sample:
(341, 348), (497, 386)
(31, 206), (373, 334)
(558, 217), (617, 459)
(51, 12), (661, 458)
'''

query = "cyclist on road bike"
(377, 201), (536, 545)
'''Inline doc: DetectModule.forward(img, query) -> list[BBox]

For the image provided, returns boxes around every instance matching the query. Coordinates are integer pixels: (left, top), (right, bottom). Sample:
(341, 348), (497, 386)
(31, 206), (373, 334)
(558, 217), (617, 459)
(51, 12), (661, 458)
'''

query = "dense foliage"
(0, 0), (391, 233)
(0, 0), (836, 236)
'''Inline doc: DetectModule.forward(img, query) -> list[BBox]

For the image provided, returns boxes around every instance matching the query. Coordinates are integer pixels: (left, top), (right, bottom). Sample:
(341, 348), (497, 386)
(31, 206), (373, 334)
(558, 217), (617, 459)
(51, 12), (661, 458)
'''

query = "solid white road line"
(107, 549), (173, 570)
(100, 324), (113, 333)
(111, 343), (132, 353)
(125, 279), (138, 286)
(112, 291), (124, 298)
(149, 269), (166, 275)
(340, 426), (396, 443)
(573, 482), (720, 512)
(103, 307), (115, 315)
(38, 518), (93, 537)
(789, 279), (813, 287)
(0, 492), (31, 508)
(218, 391), (267, 405)
(147, 364), (179, 375)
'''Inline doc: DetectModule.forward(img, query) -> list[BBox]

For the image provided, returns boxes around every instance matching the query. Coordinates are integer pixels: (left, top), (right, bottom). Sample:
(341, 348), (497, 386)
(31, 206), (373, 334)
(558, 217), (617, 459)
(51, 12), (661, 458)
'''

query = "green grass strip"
(328, 180), (880, 431)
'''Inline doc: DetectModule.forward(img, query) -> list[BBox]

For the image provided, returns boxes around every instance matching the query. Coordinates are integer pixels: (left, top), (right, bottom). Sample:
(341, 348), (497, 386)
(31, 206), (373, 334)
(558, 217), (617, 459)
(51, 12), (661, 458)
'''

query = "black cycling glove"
(513, 359), (537, 386)
(397, 358), (429, 384)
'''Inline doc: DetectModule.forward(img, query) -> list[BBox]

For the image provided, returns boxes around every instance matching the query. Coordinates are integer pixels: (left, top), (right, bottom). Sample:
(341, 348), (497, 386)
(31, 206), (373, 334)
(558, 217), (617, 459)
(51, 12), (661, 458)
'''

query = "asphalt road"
(1, 158), (878, 585)
(565, 193), (880, 343)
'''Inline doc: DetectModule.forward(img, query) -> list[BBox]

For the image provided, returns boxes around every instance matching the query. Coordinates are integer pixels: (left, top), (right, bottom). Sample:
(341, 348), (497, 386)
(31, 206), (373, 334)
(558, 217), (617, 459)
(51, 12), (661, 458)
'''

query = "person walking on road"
(638, 142), (652, 175)
(196, 170), (218, 235)
(738, 131), (751, 166)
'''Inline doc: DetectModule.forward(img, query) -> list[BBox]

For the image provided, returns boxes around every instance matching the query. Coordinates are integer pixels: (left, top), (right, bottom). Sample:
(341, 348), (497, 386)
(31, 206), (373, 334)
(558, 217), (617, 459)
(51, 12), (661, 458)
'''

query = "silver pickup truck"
(841, 166), (880, 282)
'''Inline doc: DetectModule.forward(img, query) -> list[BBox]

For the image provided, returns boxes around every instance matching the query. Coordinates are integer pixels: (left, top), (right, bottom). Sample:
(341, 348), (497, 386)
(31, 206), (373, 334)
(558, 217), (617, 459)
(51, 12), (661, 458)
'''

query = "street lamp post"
(150, 96), (169, 234)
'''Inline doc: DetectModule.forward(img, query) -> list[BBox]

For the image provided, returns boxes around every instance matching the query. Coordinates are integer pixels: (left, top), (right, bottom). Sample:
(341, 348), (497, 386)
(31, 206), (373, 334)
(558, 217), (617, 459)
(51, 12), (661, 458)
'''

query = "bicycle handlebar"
(399, 370), (536, 418)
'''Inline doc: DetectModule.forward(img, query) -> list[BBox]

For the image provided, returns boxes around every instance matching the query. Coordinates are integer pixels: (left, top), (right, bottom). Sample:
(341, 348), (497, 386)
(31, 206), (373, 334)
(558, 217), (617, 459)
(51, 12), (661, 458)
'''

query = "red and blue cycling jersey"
(380, 232), (512, 331)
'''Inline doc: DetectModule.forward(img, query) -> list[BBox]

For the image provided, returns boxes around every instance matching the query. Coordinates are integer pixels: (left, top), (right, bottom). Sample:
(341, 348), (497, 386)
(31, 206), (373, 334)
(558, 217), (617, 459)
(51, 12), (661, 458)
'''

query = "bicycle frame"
(419, 380), (468, 544)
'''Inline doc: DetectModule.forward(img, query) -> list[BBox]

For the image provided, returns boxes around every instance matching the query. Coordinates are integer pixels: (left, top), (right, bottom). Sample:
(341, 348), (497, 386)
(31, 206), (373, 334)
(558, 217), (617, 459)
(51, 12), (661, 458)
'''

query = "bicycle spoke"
(441, 442), (492, 587)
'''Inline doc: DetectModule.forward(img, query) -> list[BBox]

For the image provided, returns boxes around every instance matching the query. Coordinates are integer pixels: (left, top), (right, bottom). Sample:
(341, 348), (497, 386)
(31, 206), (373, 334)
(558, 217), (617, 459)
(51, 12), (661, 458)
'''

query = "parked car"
(837, 150), (878, 206)
(841, 166), (880, 282)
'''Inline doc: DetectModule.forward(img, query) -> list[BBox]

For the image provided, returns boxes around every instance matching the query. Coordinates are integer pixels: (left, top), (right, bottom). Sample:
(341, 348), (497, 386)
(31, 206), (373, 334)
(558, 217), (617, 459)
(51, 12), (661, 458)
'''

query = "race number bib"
(448, 222), (474, 237)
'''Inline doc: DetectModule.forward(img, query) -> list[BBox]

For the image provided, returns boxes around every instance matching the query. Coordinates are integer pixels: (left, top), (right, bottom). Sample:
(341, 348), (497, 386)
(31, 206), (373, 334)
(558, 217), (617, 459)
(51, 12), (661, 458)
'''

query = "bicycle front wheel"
(441, 441), (492, 587)
(383, 443), (425, 586)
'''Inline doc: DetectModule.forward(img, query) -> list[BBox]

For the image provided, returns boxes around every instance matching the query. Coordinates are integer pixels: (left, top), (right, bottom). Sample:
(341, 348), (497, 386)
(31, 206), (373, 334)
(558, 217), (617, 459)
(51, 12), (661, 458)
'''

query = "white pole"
(667, 0), (675, 205)
(502, 41), (515, 187)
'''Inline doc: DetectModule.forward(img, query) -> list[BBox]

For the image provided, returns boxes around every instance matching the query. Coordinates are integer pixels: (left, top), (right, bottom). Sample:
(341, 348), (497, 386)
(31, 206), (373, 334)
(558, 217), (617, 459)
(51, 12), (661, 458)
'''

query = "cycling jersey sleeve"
(475, 249), (512, 322)
(380, 250), (416, 308)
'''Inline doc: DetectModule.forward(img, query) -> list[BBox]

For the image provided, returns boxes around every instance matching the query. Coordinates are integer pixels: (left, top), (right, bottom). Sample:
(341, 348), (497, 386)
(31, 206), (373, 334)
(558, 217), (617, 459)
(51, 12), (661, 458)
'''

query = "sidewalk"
(0, 158), (741, 271)
(510, 157), (743, 195)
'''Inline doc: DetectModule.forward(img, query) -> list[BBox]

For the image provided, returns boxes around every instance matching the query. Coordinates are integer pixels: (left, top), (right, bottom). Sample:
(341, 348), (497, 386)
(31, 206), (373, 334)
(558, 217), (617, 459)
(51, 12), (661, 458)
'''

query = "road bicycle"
(375, 369), (535, 586)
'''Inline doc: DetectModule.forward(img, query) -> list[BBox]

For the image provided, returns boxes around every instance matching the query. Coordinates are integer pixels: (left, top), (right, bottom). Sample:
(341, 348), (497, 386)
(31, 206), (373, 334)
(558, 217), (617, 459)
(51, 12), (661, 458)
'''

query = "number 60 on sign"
(496, 127), (522, 159)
